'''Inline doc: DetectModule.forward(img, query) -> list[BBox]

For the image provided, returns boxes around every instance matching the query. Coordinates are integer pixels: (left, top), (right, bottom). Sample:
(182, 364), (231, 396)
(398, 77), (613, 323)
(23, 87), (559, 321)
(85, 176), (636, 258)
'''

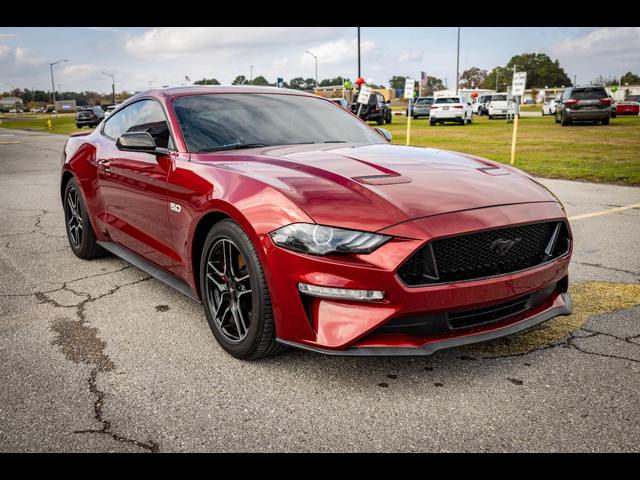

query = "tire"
(430, 119), (436, 127)
(561, 114), (571, 127)
(376, 117), (385, 126)
(489, 115), (494, 120)
(386, 114), (392, 125)
(461, 116), (468, 126)
(602, 117), (610, 126)
(200, 219), (286, 360)
(555, 114), (561, 124)
(64, 179), (108, 260)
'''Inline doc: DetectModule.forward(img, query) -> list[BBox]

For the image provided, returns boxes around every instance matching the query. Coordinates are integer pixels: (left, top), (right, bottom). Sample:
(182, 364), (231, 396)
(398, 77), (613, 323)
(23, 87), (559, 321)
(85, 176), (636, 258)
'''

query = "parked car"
(410, 97), (435, 119)
(330, 98), (349, 109)
(75, 106), (105, 129)
(350, 92), (392, 125)
(60, 86), (572, 360)
(430, 96), (473, 126)
(610, 96), (618, 119)
(555, 86), (613, 126)
(616, 101), (640, 116)
(473, 95), (493, 116)
(624, 95), (640, 104)
(542, 99), (559, 116)
(489, 94), (516, 119)
(104, 106), (118, 118)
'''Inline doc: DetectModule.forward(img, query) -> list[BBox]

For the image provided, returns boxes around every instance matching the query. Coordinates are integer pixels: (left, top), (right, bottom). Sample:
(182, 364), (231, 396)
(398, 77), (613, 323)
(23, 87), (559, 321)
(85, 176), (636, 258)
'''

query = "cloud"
(124, 27), (348, 61)
(301, 38), (377, 66)
(549, 27), (640, 59)
(398, 49), (423, 62)
(0, 34), (17, 41)
(79, 27), (126, 35)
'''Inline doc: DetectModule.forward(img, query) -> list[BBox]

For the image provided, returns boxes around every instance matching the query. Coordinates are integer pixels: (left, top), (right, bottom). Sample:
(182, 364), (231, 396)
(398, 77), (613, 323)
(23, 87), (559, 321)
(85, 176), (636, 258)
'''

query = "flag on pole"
(185, 76), (192, 83)
(420, 72), (429, 91)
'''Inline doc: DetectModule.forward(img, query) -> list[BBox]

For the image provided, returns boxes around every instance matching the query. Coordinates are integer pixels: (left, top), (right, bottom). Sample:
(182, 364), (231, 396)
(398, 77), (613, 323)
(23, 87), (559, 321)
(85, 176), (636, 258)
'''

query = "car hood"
(196, 144), (558, 232)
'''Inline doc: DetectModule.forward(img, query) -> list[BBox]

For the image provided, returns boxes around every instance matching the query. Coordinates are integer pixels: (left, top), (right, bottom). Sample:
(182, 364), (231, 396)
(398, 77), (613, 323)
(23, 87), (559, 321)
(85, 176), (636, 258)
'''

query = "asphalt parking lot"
(1, 128), (639, 453)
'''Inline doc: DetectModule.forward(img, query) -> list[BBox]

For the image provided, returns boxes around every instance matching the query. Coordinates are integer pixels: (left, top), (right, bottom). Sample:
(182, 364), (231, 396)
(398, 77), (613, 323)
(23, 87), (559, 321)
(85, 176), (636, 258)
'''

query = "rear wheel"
(430, 119), (437, 127)
(489, 115), (494, 120)
(561, 114), (571, 127)
(201, 220), (286, 360)
(64, 179), (107, 259)
(376, 116), (385, 126)
(602, 117), (610, 126)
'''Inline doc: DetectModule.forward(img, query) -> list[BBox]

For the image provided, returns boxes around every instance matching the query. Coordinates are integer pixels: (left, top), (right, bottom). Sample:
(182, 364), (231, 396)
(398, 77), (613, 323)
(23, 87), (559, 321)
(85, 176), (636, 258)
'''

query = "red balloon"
(356, 78), (365, 86)
(473, 92), (479, 98)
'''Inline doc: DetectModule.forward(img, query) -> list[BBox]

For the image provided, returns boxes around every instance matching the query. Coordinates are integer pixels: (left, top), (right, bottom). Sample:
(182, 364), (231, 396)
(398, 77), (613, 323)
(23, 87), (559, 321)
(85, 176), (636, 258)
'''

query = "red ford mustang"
(61, 86), (573, 360)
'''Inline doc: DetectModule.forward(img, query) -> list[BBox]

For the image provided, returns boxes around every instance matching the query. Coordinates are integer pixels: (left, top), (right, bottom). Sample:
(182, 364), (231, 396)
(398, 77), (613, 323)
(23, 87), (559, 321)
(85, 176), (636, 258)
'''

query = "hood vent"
(353, 174), (413, 186)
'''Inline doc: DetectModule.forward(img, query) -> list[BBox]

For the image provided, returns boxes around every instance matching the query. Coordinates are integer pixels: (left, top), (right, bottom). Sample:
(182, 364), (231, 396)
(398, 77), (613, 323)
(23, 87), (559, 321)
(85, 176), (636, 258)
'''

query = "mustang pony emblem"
(491, 238), (522, 256)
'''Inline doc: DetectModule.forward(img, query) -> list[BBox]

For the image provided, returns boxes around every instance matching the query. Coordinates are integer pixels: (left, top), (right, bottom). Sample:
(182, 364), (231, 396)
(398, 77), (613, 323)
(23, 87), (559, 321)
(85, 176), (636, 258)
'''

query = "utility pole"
(103, 72), (116, 105)
(618, 61), (625, 101)
(148, 81), (153, 90)
(50, 59), (68, 113)
(251, 66), (254, 85)
(456, 27), (461, 95)
(59, 84), (63, 101)
(306, 51), (318, 91)
(358, 27), (362, 92)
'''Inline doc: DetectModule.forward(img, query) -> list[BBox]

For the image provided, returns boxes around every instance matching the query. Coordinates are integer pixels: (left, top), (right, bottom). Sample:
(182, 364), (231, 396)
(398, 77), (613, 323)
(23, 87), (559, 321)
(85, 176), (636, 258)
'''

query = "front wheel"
(201, 220), (286, 360)
(64, 179), (108, 259)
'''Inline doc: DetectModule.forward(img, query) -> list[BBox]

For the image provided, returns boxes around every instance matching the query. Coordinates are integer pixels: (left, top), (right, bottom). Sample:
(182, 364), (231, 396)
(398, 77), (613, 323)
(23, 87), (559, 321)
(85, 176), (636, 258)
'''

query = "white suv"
(489, 93), (516, 119)
(430, 96), (473, 126)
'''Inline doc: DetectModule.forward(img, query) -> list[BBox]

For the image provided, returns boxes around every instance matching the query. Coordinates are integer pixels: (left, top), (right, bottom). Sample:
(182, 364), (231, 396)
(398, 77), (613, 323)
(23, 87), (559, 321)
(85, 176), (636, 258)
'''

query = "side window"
(103, 100), (173, 149)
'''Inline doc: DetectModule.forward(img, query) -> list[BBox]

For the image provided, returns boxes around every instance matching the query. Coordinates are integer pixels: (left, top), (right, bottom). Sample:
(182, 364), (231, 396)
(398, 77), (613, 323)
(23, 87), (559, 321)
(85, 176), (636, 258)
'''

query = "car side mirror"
(375, 128), (393, 142)
(116, 132), (170, 157)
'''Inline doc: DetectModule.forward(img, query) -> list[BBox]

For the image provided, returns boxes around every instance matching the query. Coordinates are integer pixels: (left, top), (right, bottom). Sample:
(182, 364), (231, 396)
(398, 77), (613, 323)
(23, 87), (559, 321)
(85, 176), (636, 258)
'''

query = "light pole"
(618, 61), (625, 101)
(59, 84), (64, 101)
(358, 27), (361, 81)
(456, 27), (461, 95)
(306, 51), (318, 91)
(148, 81), (153, 90)
(250, 66), (254, 85)
(102, 72), (116, 105)
(50, 60), (68, 111)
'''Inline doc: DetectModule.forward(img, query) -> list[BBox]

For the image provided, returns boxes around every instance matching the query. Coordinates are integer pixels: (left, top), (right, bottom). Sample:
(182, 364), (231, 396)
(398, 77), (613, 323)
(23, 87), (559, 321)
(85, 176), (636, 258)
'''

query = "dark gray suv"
(556, 87), (612, 126)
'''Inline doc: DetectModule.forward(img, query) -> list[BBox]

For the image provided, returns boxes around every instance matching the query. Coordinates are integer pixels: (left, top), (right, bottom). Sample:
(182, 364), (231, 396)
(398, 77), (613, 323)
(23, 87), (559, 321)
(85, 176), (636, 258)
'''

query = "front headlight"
(270, 224), (392, 256)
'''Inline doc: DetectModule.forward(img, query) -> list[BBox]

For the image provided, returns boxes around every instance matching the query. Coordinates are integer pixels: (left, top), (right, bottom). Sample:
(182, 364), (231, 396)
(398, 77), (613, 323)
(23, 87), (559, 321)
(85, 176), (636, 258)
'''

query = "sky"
(0, 27), (638, 94)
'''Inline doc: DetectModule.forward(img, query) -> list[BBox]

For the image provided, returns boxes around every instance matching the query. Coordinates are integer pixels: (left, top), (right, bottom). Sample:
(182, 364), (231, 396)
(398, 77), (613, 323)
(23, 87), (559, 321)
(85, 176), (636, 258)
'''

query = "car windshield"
(493, 95), (508, 102)
(435, 98), (461, 104)
(174, 94), (385, 152)
(416, 98), (433, 105)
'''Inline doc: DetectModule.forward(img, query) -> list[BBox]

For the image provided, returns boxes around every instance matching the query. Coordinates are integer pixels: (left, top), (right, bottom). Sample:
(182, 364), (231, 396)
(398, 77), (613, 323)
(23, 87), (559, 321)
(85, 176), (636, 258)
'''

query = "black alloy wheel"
(201, 220), (285, 360)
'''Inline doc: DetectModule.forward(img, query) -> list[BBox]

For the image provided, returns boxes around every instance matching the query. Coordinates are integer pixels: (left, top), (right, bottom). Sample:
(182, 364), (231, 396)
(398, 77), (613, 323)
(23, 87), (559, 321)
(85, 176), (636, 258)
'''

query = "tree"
(483, 53), (572, 91)
(389, 76), (409, 90)
(252, 76), (272, 86)
(621, 72), (640, 85)
(232, 75), (249, 85)
(592, 75), (618, 86)
(459, 67), (488, 89)
(194, 78), (221, 86)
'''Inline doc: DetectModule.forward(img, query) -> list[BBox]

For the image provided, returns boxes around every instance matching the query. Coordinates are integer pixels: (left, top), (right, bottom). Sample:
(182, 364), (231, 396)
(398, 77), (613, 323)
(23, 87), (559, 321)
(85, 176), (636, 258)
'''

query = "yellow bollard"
(510, 114), (519, 166)
(47, 120), (52, 130)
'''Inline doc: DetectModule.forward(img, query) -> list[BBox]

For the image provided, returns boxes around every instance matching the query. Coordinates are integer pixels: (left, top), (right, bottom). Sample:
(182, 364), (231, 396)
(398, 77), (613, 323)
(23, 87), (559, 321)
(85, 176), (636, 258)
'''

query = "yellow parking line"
(0, 142), (22, 145)
(569, 203), (640, 221)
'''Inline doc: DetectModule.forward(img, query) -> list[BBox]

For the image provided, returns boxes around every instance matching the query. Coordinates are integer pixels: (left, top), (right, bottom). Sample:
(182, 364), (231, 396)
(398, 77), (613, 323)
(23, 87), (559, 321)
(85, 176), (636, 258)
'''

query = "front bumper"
(259, 202), (572, 356)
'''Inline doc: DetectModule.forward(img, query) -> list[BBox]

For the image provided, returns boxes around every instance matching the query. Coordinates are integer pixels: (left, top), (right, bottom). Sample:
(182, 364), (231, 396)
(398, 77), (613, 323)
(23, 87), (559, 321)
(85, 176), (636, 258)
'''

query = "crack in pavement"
(576, 263), (640, 277)
(39, 274), (159, 453)
(480, 329), (640, 365)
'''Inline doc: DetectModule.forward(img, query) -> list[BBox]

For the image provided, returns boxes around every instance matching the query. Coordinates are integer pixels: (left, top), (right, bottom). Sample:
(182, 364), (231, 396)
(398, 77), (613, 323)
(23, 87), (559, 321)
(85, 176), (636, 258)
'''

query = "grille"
(448, 295), (531, 330)
(398, 221), (570, 286)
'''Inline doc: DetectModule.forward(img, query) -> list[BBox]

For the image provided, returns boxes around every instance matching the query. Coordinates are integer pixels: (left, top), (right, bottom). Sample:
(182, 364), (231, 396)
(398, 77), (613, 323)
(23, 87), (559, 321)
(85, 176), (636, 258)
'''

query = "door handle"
(98, 160), (111, 172)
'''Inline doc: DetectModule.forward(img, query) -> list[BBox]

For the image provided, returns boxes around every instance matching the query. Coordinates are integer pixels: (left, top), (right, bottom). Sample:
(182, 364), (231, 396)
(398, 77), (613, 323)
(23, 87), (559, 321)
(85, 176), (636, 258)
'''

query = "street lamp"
(59, 84), (64, 101)
(102, 72), (116, 105)
(306, 51), (318, 91)
(456, 27), (461, 95)
(618, 60), (625, 101)
(50, 60), (68, 110)
(250, 66), (254, 85)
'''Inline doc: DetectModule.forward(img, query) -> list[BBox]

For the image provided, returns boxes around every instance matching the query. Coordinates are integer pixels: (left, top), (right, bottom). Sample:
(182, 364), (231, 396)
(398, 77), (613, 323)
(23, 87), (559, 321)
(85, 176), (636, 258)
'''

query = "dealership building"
(0, 97), (24, 109)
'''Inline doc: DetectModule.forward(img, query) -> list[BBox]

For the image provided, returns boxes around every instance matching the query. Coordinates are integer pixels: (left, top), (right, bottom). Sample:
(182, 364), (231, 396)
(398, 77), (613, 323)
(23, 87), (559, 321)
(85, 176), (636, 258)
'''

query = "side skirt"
(97, 241), (201, 304)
